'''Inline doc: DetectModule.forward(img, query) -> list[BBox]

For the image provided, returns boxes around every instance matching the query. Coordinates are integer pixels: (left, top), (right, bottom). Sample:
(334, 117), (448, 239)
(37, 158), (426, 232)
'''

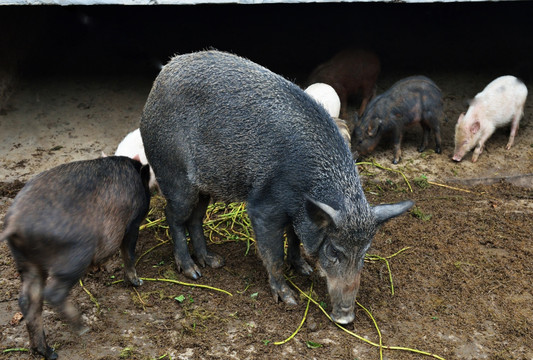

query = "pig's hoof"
(435, 146), (442, 154)
(195, 251), (225, 269)
(290, 257), (313, 276)
(178, 261), (202, 280)
(272, 285), (298, 306)
(392, 158), (400, 165)
(34, 345), (58, 360)
(128, 276), (143, 287)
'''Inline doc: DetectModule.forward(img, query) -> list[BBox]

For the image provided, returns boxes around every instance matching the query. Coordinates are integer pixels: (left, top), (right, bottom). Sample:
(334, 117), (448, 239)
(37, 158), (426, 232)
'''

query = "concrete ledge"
(0, 0), (498, 5)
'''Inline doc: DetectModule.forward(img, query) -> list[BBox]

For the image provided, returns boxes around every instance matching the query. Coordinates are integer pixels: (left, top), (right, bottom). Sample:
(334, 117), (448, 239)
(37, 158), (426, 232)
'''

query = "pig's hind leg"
(418, 120), (442, 154)
(121, 222), (144, 287)
(163, 181), (210, 280)
(44, 265), (89, 336)
(506, 112), (521, 150)
(417, 123), (431, 153)
(186, 193), (224, 269)
(18, 263), (57, 360)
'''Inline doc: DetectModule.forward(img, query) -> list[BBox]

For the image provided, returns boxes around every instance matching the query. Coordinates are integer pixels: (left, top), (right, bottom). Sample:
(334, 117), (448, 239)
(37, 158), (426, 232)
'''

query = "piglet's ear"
(457, 113), (465, 123)
(372, 200), (414, 225)
(367, 119), (381, 137)
(132, 154), (141, 162)
(305, 196), (340, 229)
(470, 121), (480, 135)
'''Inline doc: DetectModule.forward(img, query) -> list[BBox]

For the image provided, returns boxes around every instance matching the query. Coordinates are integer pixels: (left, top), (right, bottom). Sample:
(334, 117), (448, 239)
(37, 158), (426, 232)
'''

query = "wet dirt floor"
(0, 68), (532, 360)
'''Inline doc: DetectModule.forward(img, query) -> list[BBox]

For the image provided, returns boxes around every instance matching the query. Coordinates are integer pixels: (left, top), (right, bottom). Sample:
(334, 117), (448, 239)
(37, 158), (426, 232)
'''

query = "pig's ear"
(470, 121), (480, 135)
(372, 200), (414, 225)
(457, 113), (465, 123)
(305, 196), (340, 229)
(132, 154), (141, 162)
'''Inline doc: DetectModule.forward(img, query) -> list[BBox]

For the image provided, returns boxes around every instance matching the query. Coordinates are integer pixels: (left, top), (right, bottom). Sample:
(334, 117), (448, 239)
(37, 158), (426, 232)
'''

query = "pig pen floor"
(1, 72), (532, 360)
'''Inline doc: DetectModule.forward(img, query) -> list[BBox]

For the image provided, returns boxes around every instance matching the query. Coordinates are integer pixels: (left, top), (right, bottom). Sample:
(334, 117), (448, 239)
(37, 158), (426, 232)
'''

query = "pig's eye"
(326, 242), (342, 263)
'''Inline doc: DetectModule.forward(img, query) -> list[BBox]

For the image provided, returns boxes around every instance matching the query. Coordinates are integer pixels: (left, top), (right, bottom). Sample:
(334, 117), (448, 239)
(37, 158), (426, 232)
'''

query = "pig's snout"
(452, 149), (465, 162)
(327, 271), (361, 324)
(330, 304), (356, 324)
(452, 154), (463, 162)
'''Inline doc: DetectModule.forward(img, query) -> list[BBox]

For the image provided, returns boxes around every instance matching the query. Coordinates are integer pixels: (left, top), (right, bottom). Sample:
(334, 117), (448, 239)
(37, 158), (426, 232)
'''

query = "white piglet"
(115, 128), (159, 191)
(305, 83), (350, 145)
(453, 75), (527, 162)
(304, 82), (341, 118)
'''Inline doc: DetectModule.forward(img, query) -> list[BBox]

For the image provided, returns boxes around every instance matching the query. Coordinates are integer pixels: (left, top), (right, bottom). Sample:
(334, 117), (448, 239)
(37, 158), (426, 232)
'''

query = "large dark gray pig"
(352, 75), (443, 164)
(140, 50), (413, 324)
(1, 156), (151, 360)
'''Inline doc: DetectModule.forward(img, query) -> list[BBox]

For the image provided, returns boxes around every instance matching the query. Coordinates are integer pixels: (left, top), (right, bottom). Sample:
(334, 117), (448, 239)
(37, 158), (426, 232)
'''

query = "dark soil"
(1, 178), (532, 360)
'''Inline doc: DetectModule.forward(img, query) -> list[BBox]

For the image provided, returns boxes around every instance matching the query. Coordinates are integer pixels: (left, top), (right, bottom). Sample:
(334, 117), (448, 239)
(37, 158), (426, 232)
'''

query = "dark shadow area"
(1, 2), (533, 83)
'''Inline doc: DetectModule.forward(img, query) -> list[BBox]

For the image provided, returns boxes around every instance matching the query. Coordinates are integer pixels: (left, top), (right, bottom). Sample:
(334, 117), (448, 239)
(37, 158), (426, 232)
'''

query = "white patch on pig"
(115, 128), (159, 191)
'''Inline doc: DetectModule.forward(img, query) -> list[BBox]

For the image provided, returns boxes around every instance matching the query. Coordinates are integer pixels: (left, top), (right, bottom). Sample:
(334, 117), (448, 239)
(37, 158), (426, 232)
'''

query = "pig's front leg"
(392, 126), (404, 164)
(248, 202), (298, 306)
(471, 142), (484, 162)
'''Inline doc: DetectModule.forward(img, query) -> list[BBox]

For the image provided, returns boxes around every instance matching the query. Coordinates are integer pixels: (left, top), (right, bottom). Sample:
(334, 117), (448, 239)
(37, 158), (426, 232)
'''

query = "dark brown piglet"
(307, 48), (380, 118)
(1, 156), (151, 360)
(351, 75), (444, 164)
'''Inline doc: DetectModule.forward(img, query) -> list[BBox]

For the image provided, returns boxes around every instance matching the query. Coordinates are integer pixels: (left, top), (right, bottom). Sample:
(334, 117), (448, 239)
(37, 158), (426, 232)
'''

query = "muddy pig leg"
(471, 126), (496, 162)
(286, 224), (313, 276)
(433, 121), (442, 154)
(506, 112), (521, 150)
(44, 273), (88, 336)
(391, 126), (404, 164)
(248, 199), (297, 306)
(471, 143), (484, 162)
(120, 222), (144, 287)
(19, 264), (57, 359)
(418, 123), (430, 153)
(186, 193), (224, 269)
(358, 85), (376, 116)
(163, 176), (208, 280)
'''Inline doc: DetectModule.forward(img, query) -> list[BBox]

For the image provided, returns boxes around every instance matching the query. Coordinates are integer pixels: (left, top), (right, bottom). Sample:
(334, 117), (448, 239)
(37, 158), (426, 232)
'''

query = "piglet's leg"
(121, 225), (143, 286)
(19, 266), (57, 360)
(44, 275), (87, 335)
(418, 123), (430, 153)
(506, 114), (521, 150)
(392, 127), (403, 164)
(471, 143), (484, 163)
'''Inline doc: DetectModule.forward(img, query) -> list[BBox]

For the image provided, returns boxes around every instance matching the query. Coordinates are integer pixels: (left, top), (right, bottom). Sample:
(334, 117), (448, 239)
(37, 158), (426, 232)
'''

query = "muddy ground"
(1, 69), (532, 360)
(1, 5), (533, 359)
